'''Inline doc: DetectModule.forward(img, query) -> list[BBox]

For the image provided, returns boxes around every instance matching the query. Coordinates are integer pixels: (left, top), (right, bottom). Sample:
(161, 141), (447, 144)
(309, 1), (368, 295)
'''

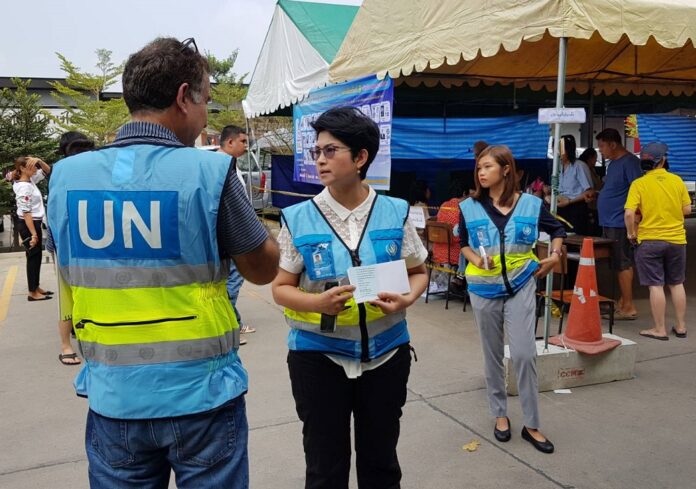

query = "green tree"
(0, 78), (57, 216)
(206, 52), (248, 131)
(50, 49), (130, 145)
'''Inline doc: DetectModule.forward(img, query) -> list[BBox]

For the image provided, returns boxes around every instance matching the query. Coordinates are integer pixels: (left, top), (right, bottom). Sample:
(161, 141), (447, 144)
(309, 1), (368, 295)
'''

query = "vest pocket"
(512, 217), (538, 245)
(369, 228), (403, 262)
(293, 234), (337, 280)
(466, 219), (491, 249)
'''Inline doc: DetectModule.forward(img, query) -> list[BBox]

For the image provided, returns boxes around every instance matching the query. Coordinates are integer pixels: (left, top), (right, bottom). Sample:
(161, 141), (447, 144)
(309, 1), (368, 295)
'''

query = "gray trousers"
(469, 279), (540, 429)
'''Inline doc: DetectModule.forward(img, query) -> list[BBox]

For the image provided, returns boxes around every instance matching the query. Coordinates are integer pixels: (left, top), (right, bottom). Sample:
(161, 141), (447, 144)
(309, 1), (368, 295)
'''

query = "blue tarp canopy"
(391, 115), (548, 160)
(636, 114), (696, 181)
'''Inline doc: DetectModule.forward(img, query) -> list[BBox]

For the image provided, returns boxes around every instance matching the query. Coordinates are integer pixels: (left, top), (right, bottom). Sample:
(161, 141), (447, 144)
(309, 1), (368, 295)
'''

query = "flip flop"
(671, 327), (687, 338)
(639, 332), (669, 341)
(59, 353), (82, 366)
(615, 310), (638, 321)
(28, 296), (52, 302)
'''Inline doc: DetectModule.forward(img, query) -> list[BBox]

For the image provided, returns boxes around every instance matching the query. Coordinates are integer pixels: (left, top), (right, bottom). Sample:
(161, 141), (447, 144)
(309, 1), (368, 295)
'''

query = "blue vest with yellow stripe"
(460, 193), (541, 299)
(282, 194), (410, 361)
(48, 144), (246, 419)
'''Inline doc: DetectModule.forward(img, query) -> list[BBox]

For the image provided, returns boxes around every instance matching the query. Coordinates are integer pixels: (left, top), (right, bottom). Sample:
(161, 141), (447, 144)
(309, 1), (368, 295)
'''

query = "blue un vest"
(282, 194), (411, 361)
(460, 193), (542, 299)
(48, 144), (247, 419)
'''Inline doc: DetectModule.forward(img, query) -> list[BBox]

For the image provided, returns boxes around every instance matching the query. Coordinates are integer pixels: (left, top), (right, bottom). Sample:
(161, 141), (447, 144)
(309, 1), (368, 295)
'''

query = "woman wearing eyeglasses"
(272, 107), (428, 489)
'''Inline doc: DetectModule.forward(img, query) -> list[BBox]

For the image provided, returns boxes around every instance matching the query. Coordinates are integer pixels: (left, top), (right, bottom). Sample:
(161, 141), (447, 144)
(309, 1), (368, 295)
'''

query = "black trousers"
(558, 201), (589, 236)
(287, 344), (412, 489)
(17, 219), (42, 292)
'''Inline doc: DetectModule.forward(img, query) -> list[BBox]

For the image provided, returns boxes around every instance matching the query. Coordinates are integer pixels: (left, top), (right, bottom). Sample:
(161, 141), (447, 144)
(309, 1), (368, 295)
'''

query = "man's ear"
(175, 83), (190, 115)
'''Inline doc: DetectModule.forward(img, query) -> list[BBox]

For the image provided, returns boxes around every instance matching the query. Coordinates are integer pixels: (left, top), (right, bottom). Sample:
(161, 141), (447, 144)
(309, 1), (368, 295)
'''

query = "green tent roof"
(278, 0), (359, 63)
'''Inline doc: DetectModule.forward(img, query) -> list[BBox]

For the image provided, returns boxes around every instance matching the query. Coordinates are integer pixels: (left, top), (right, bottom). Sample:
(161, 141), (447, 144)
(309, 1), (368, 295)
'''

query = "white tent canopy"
(330, 0), (696, 96)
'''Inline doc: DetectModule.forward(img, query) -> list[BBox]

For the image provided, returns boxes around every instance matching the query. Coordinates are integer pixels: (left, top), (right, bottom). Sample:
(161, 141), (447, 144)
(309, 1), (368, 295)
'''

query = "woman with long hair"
(12, 156), (52, 301)
(272, 107), (428, 487)
(459, 145), (566, 453)
(555, 135), (592, 235)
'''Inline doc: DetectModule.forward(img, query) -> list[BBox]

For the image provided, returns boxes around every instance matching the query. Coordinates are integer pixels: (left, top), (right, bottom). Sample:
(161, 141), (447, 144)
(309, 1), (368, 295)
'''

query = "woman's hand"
(534, 254), (560, 279)
(25, 157), (41, 171)
(369, 291), (413, 314)
(556, 196), (571, 208)
(474, 254), (494, 270)
(29, 235), (38, 249)
(313, 284), (355, 315)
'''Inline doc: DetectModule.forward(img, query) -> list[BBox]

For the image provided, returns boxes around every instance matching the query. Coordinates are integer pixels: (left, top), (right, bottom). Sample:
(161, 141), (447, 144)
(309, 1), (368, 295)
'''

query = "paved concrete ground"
(1, 229), (696, 488)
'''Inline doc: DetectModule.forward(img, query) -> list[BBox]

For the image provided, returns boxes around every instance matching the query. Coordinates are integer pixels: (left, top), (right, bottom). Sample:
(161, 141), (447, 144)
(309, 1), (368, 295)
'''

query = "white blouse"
(13, 170), (45, 219)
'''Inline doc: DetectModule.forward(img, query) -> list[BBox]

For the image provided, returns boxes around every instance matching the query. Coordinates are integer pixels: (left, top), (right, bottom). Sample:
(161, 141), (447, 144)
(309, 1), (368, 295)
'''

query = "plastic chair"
(424, 221), (467, 311)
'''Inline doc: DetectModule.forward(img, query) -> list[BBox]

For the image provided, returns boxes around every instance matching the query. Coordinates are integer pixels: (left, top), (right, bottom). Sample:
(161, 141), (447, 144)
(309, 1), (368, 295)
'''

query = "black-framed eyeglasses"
(180, 37), (198, 54)
(309, 145), (351, 161)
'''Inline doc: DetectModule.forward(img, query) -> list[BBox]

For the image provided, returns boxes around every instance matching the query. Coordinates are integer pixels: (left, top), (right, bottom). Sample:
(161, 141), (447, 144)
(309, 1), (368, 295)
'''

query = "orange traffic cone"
(548, 238), (621, 354)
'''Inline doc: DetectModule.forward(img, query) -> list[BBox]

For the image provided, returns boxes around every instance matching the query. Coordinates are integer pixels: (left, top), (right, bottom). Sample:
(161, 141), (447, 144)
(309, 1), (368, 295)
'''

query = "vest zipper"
(74, 316), (197, 329)
(312, 198), (379, 363)
(498, 230), (515, 296)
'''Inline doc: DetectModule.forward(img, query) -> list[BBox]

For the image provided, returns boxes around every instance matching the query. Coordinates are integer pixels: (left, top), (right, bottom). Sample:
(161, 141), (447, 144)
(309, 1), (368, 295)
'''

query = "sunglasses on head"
(180, 37), (198, 54)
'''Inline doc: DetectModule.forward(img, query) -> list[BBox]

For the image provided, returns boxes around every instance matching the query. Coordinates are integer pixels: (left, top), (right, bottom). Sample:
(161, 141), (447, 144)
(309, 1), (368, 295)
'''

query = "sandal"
(59, 353), (82, 365)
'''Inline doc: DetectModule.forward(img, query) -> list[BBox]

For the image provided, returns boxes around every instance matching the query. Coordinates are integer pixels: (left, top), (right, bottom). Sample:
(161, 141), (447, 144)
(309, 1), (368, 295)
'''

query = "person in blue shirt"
(555, 135), (592, 235)
(596, 128), (643, 320)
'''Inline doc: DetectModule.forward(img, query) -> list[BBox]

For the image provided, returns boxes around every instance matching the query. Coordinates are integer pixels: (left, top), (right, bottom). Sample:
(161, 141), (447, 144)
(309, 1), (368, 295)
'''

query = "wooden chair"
(534, 242), (615, 335)
(424, 221), (467, 311)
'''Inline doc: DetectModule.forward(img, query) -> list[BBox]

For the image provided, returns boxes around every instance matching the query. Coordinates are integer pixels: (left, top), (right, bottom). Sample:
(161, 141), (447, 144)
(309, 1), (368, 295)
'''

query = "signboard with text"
(293, 75), (393, 190)
(538, 108), (586, 124)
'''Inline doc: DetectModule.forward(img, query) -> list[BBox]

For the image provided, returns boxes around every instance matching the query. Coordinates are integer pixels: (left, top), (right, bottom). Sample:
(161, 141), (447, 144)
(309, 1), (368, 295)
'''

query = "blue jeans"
(86, 396), (249, 489)
(227, 262), (244, 325)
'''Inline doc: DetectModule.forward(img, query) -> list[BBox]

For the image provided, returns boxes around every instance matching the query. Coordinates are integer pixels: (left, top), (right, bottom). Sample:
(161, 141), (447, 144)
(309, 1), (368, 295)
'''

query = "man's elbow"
(683, 206), (692, 216)
(235, 238), (280, 285)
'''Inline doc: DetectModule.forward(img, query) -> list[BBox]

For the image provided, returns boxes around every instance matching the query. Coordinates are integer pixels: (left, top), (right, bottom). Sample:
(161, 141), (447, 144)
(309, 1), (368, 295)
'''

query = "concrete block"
(504, 334), (637, 395)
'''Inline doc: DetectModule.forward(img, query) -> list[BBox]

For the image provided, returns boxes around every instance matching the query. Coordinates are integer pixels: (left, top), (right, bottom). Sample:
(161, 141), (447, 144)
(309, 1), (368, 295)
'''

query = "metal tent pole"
(543, 37), (568, 349)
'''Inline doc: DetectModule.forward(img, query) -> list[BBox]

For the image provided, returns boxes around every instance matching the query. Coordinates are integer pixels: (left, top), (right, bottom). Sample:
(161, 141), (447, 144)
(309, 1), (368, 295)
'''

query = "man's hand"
(583, 190), (597, 203)
(534, 254), (560, 279)
(314, 285), (355, 315)
(369, 291), (412, 314)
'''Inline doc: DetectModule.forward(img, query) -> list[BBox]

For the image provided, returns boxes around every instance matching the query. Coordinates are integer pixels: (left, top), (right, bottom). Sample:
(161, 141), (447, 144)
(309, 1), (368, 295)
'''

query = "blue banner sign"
(293, 75), (394, 190)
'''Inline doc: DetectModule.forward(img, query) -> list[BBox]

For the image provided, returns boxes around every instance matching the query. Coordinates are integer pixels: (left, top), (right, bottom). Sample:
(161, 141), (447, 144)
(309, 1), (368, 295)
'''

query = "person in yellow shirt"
(625, 142), (691, 341)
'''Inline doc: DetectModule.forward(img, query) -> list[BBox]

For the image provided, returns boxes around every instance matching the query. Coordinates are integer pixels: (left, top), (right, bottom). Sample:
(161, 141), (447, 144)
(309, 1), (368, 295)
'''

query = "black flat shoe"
(27, 295), (52, 302)
(494, 417), (511, 442)
(521, 427), (554, 454)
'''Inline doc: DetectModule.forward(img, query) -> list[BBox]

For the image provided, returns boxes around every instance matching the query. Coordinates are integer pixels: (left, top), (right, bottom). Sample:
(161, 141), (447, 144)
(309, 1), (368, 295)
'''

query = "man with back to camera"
(48, 37), (279, 488)
(218, 125), (256, 342)
(595, 128), (642, 320)
(625, 142), (690, 341)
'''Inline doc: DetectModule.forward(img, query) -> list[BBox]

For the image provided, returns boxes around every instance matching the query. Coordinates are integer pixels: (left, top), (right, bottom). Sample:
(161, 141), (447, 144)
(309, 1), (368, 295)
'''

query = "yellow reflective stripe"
(285, 300), (386, 326)
(465, 251), (538, 277)
(72, 280), (238, 345)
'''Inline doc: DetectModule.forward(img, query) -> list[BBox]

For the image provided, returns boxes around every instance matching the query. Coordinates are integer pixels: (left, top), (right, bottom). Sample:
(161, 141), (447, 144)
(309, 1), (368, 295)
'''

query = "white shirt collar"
(315, 185), (376, 221)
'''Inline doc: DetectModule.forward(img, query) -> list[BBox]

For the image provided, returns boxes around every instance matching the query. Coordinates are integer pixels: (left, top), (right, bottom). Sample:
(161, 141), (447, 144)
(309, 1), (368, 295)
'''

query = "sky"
(0, 0), (362, 83)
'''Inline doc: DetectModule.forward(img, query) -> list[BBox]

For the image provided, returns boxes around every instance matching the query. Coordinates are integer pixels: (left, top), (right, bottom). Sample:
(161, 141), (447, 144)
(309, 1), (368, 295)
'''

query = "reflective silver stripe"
(79, 330), (239, 366)
(63, 262), (229, 288)
(579, 257), (595, 266)
(286, 311), (406, 340)
(476, 244), (532, 257)
(298, 275), (333, 294)
(465, 274), (504, 285)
